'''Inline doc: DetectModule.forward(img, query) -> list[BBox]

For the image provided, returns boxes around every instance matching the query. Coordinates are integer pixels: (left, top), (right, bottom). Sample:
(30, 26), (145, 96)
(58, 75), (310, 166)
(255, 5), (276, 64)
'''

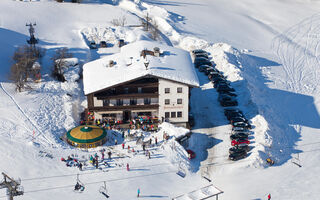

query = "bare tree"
(150, 19), (160, 40)
(52, 48), (72, 82)
(9, 45), (37, 92)
(110, 15), (127, 27)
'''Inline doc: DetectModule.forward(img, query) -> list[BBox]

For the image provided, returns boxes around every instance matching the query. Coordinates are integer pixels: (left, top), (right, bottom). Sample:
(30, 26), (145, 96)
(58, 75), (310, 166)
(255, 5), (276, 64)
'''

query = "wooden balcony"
(96, 92), (159, 100)
(89, 104), (159, 112)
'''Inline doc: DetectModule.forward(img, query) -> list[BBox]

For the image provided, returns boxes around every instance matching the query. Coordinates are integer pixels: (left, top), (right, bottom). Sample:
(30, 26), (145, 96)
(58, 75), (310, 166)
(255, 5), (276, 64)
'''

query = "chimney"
(154, 47), (160, 57)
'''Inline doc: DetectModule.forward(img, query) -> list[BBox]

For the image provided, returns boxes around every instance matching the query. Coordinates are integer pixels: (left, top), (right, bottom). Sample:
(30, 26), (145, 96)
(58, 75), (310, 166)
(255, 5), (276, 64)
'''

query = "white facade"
(158, 79), (189, 124)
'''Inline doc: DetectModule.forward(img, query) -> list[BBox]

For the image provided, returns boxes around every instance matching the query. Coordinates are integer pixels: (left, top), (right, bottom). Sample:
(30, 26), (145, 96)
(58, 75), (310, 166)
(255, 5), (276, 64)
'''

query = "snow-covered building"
(83, 40), (199, 127)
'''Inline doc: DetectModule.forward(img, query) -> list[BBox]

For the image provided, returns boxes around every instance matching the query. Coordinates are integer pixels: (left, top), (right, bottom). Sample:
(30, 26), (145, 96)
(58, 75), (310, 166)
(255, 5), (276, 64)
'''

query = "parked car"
(232, 121), (252, 129)
(205, 68), (217, 76)
(186, 149), (196, 159)
(230, 117), (248, 124)
(225, 110), (244, 121)
(231, 129), (251, 136)
(232, 126), (249, 132)
(195, 53), (209, 59)
(218, 94), (235, 102)
(100, 41), (107, 48)
(89, 41), (97, 49)
(217, 84), (235, 92)
(194, 57), (212, 68)
(220, 99), (238, 107)
(224, 108), (242, 116)
(199, 65), (210, 72)
(230, 132), (249, 140)
(209, 73), (224, 81)
(192, 49), (208, 56)
(231, 139), (250, 146)
(229, 151), (247, 161)
(229, 145), (250, 154)
(189, 113), (195, 127)
(214, 81), (230, 89)
(219, 90), (237, 97)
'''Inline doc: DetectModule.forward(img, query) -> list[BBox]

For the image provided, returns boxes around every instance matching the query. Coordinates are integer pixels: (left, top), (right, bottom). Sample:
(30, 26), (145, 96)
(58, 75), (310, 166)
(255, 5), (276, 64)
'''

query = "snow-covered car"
(232, 126), (249, 132)
(205, 67), (218, 75)
(229, 151), (247, 161)
(231, 129), (251, 135)
(231, 139), (250, 146)
(230, 117), (248, 124)
(229, 145), (250, 154)
(230, 132), (249, 140)
(89, 41), (97, 49)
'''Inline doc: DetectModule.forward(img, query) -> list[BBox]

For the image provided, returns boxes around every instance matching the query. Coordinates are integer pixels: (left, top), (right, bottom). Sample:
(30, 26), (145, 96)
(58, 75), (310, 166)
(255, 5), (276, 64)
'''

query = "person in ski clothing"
(95, 158), (99, 169)
(101, 151), (105, 160)
(108, 151), (112, 159)
(128, 145), (130, 150)
(268, 194), (271, 200)
(137, 188), (140, 197)
(126, 163), (130, 171)
(78, 162), (83, 171)
(142, 144), (146, 151)
(148, 151), (151, 159)
(155, 137), (158, 145)
(122, 143), (125, 149)
(115, 139), (118, 145)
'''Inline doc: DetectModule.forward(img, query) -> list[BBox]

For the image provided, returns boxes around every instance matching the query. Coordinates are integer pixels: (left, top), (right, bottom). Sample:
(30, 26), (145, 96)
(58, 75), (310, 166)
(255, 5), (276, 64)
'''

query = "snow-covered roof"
(83, 40), (199, 95)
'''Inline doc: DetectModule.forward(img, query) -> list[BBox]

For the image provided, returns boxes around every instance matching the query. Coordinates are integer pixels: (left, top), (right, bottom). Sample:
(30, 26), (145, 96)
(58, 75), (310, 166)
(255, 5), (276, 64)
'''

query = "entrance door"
(123, 110), (131, 122)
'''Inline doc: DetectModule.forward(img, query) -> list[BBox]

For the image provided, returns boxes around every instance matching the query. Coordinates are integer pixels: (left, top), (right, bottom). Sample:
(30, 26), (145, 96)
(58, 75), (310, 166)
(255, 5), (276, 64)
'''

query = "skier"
(142, 143), (146, 151)
(122, 143), (125, 149)
(115, 139), (118, 145)
(101, 151), (105, 161)
(126, 163), (130, 171)
(137, 188), (140, 197)
(78, 162), (83, 171)
(128, 145), (130, 150)
(155, 137), (158, 145)
(95, 158), (99, 169)
(108, 151), (112, 159)
(148, 151), (151, 159)
(268, 194), (271, 200)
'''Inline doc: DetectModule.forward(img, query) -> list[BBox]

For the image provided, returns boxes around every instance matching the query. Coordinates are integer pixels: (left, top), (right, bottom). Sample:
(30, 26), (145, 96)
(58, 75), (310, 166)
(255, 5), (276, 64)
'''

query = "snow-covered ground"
(1, 0), (320, 199)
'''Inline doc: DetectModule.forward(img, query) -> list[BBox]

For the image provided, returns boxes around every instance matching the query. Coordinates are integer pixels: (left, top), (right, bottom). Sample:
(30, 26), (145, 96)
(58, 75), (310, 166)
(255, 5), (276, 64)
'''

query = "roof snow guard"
(172, 184), (223, 200)
(83, 40), (199, 95)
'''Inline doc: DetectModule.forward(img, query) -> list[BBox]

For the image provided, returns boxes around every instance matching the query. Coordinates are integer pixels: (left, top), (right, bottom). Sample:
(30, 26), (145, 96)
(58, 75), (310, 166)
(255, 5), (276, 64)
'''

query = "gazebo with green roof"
(66, 125), (107, 148)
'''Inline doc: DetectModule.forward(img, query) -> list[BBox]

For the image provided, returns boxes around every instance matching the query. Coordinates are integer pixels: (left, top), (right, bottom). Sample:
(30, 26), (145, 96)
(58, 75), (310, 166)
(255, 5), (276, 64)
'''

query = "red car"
(231, 139), (250, 146)
(186, 149), (196, 160)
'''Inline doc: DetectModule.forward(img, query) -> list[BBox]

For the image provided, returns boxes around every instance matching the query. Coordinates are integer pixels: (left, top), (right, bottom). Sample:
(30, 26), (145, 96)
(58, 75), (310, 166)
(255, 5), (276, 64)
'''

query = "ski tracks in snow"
(272, 14), (320, 94)
(0, 82), (55, 147)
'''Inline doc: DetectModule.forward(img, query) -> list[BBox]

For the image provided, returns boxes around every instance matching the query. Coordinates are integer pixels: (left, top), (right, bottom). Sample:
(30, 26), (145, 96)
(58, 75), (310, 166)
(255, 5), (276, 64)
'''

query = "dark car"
(194, 57), (212, 68)
(199, 65), (210, 72)
(214, 81), (230, 89)
(100, 41), (107, 48)
(218, 94), (235, 102)
(189, 113), (195, 127)
(230, 117), (248, 124)
(217, 84), (235, 92)
(220, 100), (238, 107)
(232, 126), (249, 132)
(89, 41), (97, 49)
(230, 132), (249, 140)
(224, 108), (242, 116)
(225, 110), (244, 121)
(229, 145), (250, 154)
(231, 129), (251, 136)
(229, 151), (247, 161)
(232, 121), (252, 129)
(205, 68), (218, 75)
(195, 53), (209, 59)
(219, 90), (237, 97)
(231, 139), (250, 146)
(192, 49), (208, 56)
(209, 72), (223, 81)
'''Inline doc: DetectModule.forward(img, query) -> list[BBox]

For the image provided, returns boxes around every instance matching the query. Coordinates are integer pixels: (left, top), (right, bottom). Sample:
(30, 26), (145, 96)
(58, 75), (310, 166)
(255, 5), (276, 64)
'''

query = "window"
(144, 98), (151, 105)
(177, 111), (182, 118)
(177, 87), (182, 93)
(103, 99), (110, 106)
(138, 87), (142, 93)
(177, 98), (182, 104)
(116, 99), (123, 106)
(111, 88), (116, 94)
(165, 88), (170, 94)
(165, 99), (170, 105)
(165, 112), (170, 118)
(124, 88), (129, 94)
(171, 112), (176, 118)
(130, 99), (137, 105)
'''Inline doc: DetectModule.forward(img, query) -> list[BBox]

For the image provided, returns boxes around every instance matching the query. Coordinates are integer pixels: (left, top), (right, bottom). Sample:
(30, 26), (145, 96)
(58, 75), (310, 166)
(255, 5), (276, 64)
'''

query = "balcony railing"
(89, 104), (159, 111)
